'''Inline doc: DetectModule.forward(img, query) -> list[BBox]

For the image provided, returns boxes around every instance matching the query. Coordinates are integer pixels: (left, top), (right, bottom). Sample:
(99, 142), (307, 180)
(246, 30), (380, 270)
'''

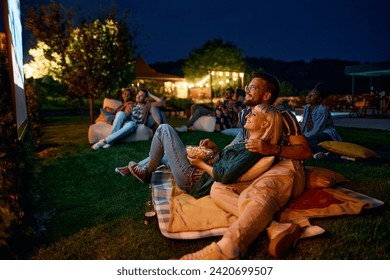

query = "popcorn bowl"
(186, 145), (214, 160)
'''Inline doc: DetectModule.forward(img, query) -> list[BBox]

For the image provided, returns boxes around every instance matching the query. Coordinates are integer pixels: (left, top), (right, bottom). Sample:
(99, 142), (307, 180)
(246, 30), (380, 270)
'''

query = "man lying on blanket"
(121, 72), (312, 259)
(177, 73), (311, 260)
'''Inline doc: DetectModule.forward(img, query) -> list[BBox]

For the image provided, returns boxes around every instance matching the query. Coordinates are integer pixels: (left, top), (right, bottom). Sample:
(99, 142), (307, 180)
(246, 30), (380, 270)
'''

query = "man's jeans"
(106, 111), (137, 144)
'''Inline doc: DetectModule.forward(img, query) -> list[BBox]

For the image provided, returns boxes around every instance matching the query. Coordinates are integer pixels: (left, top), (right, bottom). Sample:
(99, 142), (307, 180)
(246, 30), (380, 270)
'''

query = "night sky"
(5, 0), (390, 64)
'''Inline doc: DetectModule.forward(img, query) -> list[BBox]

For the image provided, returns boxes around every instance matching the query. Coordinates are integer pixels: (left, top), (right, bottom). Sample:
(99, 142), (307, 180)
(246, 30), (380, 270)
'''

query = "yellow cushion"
(318, 141), (379, 159)
(305, 166), (349, 188)
(238, 156), (275, 182)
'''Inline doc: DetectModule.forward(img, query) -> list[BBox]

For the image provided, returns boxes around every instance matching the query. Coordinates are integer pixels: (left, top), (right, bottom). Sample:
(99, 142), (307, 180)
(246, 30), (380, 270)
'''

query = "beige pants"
(210, 159), (305, 254)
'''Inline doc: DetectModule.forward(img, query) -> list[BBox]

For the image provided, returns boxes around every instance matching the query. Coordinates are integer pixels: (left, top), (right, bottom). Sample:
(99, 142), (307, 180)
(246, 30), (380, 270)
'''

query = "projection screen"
(2, 0), (28, 140)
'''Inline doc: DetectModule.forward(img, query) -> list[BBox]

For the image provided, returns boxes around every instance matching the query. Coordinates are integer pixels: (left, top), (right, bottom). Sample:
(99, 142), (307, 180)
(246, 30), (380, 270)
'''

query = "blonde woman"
(186, 104), (282, 197)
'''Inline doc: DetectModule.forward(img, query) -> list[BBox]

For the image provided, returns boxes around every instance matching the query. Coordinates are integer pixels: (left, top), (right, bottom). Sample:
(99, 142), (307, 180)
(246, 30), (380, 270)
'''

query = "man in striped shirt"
(179, 72), (312, 260)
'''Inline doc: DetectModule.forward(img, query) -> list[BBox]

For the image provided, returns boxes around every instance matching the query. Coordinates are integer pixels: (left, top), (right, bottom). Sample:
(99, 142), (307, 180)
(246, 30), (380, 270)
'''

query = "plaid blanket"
(152, 171), (228, 239)
(152, 171), (384, 240)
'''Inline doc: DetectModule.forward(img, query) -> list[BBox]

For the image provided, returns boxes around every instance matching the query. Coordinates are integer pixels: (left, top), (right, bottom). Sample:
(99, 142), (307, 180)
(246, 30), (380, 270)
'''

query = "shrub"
(0, 39), (36, 258)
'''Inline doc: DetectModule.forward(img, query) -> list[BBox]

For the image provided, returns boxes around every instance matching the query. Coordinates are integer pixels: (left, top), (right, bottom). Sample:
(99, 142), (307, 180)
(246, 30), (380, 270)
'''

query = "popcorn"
(186, 145), (214, 160)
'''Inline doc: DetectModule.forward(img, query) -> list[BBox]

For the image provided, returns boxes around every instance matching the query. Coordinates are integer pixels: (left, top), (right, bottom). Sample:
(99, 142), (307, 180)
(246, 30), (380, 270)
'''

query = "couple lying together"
(115, 72), (312, 260)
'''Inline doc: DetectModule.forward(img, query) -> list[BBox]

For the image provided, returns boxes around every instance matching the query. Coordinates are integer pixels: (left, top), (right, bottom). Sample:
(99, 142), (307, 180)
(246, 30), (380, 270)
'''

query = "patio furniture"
(381, 96), (390, 118)
(344, 95), (362, 117)
(359, 95), (390, 118)
(361, 95), (381, 116)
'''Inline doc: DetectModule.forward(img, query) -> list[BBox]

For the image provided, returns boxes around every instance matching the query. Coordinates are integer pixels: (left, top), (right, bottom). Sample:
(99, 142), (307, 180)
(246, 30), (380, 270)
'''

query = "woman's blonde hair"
(254, 104), (283, 145)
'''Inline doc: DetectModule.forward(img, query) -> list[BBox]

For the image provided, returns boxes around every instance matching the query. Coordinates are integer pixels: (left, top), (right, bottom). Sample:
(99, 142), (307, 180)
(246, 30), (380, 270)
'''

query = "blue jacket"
(302, 104), (342, 141)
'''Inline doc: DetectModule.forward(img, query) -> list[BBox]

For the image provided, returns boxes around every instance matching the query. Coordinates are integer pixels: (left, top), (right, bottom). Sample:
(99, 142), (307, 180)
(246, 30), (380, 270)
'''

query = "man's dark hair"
(140, 89), (149, 97)
(252, 72), (280, 104)
(122, 87), (133, 93)
(226, 87), (234, 93)
(122, 87), (134, 96)
(312, 82), (330, 99)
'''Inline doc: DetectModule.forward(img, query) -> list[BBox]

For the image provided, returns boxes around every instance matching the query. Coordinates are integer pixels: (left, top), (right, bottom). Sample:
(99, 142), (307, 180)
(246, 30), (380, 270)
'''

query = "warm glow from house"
(187, 70), (245, 99)
(195, 75), (210, 87)
(175, 81), (189, 98)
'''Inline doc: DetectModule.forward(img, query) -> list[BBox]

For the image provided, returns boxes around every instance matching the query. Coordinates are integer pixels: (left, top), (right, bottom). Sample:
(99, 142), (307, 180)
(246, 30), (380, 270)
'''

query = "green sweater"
(189, 142), (263, 198)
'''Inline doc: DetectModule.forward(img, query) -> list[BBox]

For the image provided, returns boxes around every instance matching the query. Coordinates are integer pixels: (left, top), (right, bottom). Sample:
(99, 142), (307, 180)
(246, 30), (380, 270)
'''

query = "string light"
(191, 70), (245, 89)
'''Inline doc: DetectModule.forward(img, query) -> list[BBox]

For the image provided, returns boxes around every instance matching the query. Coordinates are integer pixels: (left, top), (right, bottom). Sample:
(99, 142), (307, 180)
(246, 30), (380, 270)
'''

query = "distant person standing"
(301, 83), (342, 158)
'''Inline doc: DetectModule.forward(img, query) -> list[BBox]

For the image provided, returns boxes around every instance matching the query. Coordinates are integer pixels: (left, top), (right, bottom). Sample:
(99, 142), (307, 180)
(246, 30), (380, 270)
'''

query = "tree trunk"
(89, 97), (95, 124)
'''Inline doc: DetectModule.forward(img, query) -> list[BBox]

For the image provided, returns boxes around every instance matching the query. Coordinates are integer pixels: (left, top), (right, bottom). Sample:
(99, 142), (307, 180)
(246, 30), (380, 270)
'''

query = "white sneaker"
(174, 125), (188, 132)
(313, 152), (327, 159)
(115, 166), (131, 176)
(103, 143), (111, 149)
(92, 139), (106, 150)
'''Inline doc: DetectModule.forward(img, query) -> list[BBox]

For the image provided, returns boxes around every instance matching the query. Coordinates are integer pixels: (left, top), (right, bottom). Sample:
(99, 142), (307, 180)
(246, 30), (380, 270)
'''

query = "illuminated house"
(134, 58), (188, 98)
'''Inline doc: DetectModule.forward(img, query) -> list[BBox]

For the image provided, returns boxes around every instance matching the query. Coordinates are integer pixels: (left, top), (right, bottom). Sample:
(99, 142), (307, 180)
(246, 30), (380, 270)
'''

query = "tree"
(182, 38), (246, 98)
(25, 2), (137, 123)
(279, 81), (297, 97)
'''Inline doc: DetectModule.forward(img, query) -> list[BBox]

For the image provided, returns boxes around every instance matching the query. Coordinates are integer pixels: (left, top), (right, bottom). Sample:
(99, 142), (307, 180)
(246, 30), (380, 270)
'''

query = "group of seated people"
(174, 87), (247, 133)
(91, 86), (250, 150)
(93, 72), (343, 260)
(92, 87), (167, 150)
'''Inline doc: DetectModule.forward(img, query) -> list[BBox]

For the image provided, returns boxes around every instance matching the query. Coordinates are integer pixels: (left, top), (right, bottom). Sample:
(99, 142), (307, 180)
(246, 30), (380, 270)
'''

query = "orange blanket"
(167, 184), (383, 233)
(277, 187), (377, 222)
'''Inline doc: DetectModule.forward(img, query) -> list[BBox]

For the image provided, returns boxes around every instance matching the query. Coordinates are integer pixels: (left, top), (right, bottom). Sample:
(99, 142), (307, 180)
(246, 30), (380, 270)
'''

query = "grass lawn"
(27, 115), (390, 260)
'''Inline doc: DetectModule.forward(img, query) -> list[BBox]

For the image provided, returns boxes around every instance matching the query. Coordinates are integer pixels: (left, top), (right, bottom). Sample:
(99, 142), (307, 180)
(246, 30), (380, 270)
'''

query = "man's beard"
(244, 99), (258, 107)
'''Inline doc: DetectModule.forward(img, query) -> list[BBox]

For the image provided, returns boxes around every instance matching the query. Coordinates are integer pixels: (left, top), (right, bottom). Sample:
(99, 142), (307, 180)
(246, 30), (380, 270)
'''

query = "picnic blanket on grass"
(152, 171), (231, 239)
(152, 171), (384, 240)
